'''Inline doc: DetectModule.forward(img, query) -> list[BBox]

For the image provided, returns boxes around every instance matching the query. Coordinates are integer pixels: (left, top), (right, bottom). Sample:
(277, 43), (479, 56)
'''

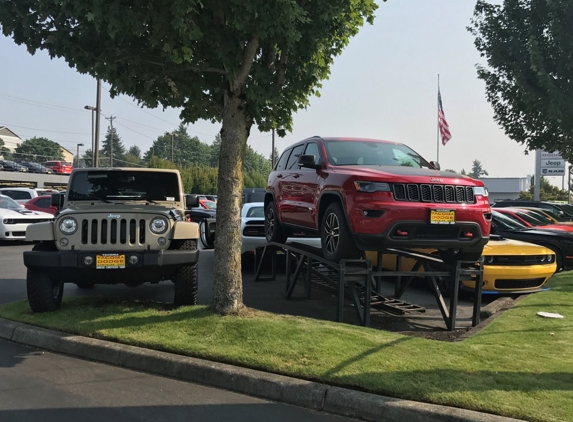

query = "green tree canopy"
(127, 145), (141, 159)
(469, 159), (489, 179)
(519, 176), (569, 202)
(100, 126), (126, 166)
(144, 124), (211, 166)
(0, 0), (378, 314)
(469, 0), (573, 159)
(14, 137), (64, 162)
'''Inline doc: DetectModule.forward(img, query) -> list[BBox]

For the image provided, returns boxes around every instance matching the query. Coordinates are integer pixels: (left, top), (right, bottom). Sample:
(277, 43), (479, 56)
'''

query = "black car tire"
(264, 201), (288, 244)
(26, 242), (64, 312)
(75, 281), (95, 289)
(172, 240), (199, 306)
(199, 219), (215, 249)
(320, 202), (360, 262)
(27, 270), (64, 313)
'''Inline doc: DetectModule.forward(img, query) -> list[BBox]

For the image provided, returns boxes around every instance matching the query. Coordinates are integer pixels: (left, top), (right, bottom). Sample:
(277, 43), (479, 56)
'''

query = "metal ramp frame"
(254, 242), (484, 331)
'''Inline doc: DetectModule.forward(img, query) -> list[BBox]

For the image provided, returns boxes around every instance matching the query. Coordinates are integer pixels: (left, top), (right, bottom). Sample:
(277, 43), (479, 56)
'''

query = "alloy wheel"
(265, 207), (275, 240)
(324, 212), (340, 255)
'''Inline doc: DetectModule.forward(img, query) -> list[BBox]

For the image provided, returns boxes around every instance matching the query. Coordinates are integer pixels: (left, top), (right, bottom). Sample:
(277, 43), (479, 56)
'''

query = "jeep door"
(285, 142), (321, 228)
(276, 144), (306, 225)
(287, 141), (322, 228)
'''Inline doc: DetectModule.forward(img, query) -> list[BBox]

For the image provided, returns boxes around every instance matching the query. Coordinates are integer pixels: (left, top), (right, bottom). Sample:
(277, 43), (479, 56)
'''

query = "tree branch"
(275, 44), (288, 88)
(143, 59), (226, 75)
(230, 34), (259, 93)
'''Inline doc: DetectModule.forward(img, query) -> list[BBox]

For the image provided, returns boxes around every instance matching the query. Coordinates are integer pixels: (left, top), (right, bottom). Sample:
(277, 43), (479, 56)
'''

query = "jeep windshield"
(68, 170), (181, 202)
(324, 140), (433, 168)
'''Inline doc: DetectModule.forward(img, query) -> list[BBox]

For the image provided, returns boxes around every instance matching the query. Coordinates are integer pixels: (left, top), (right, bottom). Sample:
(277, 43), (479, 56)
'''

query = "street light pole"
(94, 78), (102, 168)
(84, 105), (96, 166)
(76, 143), (84, 168)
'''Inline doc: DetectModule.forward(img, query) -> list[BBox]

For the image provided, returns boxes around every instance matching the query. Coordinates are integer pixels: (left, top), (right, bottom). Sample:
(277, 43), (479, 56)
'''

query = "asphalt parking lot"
(0, 240), (496, 336)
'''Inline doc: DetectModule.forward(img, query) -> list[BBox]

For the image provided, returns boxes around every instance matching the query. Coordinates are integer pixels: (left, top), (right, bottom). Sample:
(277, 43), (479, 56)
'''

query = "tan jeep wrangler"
(23, 168), (200, 312)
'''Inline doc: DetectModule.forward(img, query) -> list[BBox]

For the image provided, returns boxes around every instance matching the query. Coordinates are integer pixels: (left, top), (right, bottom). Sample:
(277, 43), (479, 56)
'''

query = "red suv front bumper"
(347, 193), (491, 251)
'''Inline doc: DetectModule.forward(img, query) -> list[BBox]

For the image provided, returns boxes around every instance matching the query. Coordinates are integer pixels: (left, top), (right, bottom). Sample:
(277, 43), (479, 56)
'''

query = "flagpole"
(437, 74), (440, 163)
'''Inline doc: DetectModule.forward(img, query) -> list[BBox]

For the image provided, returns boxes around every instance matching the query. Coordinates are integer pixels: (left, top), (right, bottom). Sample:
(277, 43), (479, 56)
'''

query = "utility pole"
(94, 79), (102, 168)
(165, 131), (175, 162)
(106, 115), (116, 167)
(272, 128), (276, 168)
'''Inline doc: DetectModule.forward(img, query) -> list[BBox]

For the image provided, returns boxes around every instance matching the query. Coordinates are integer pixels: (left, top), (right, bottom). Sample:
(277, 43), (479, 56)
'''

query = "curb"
(0, 318), (524, 422)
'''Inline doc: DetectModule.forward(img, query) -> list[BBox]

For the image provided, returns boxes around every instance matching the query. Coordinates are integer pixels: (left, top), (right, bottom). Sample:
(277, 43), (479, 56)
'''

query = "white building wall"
(480, 177), (531, 203)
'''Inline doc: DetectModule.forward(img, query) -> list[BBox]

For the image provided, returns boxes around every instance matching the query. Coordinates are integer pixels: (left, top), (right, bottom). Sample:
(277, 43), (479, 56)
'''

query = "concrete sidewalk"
(0, 318), (524, 422)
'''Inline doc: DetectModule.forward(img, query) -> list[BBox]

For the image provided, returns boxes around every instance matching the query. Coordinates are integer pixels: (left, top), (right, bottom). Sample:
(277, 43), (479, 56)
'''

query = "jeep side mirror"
(430, 160), (441, 170)
(298, 154), (321, 169)
(50, 192), (64, 209)
(186, 194), (199, 209)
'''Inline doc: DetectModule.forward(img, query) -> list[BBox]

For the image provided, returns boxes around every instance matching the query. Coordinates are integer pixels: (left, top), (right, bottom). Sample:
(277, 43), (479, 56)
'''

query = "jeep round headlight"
(59, 217), (77, 235)
(150, 217), (168, 234)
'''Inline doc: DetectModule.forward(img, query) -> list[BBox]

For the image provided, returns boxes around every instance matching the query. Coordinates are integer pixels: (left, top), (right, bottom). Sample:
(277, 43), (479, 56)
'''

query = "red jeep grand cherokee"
(264, 137), (491, 263)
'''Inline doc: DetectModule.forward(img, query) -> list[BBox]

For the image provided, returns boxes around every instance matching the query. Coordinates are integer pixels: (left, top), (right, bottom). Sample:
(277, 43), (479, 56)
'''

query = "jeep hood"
(59, 203), (179, 215)
(332, 165), (480, 185)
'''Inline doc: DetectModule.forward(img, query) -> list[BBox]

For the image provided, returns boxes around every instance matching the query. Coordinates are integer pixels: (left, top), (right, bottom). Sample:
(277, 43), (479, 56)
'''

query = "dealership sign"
(539, 151), (565, 175)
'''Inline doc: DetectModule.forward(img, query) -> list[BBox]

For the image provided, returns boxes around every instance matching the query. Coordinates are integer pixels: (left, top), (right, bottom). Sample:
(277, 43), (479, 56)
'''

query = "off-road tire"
(264, 201), (288, 244)
(75, 281), (95, 289)
(199, 219), (215, 249)
(27, 242), (64, 312)
(172, 240), (199, 306)
(320, 202), (360, 262)
(27, 270), (64, 313)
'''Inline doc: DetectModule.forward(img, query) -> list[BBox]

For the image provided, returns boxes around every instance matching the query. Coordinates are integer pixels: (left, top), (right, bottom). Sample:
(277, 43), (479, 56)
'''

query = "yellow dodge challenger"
(366, 236), (557, 295)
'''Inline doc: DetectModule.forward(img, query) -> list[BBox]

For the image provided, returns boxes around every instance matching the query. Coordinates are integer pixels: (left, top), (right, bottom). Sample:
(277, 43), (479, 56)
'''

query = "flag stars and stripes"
(438, 89), (452, 146)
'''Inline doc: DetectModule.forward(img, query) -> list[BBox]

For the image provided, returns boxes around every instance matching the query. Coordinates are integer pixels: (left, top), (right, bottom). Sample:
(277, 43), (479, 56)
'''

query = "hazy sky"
(0, 0), (548, 182)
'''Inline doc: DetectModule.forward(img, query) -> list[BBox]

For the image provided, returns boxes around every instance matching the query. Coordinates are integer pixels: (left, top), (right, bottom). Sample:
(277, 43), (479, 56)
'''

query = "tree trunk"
(212, 90), (251, 314)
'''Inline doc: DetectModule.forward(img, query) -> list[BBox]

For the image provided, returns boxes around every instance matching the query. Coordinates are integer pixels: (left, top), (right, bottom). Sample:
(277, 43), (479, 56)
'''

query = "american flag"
(438, 89), (452, 146)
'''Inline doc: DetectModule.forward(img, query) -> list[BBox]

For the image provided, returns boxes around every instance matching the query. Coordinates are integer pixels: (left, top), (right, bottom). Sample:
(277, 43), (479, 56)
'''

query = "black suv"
(20, 162), (54, 174)
(492, 200), (573, 221)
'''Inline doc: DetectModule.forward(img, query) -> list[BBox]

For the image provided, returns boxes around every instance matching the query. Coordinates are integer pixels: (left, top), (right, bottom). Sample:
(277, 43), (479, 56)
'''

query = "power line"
(112, 120), (156, 140)
(100, 84), (218, 138)
(0, 123), (90, 135)
(0, 93), (87, 114)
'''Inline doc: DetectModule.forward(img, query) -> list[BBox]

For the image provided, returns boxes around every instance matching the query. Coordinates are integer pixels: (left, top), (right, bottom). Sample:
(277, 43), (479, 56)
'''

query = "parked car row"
(0, 159), (72, 174)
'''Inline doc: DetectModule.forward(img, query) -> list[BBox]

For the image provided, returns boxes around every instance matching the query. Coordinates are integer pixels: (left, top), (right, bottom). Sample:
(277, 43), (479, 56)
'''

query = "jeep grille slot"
(81, 218), (146, 245)
(393, 184), (476, 204)
(407, 184), (420, 201)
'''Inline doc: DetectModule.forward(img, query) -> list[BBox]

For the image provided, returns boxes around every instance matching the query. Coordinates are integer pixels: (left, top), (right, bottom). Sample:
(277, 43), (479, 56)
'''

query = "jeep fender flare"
(172, 221), (199, 240)
(317, 191), (353, 230)
(25, 222), (55, 242)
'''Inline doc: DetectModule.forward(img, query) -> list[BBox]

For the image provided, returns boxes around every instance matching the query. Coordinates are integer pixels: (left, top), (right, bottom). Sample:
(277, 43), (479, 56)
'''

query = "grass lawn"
(2, 273), (573, 422)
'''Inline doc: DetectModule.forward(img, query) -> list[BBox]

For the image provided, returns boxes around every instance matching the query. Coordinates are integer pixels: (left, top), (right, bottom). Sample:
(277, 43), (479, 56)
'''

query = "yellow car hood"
(482, 237), (554, 256)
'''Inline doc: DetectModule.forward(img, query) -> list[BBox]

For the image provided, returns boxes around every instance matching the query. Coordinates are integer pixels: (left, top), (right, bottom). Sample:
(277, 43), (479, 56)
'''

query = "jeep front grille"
(393, 184), (475, 203)
(81, 218), (146, 245)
